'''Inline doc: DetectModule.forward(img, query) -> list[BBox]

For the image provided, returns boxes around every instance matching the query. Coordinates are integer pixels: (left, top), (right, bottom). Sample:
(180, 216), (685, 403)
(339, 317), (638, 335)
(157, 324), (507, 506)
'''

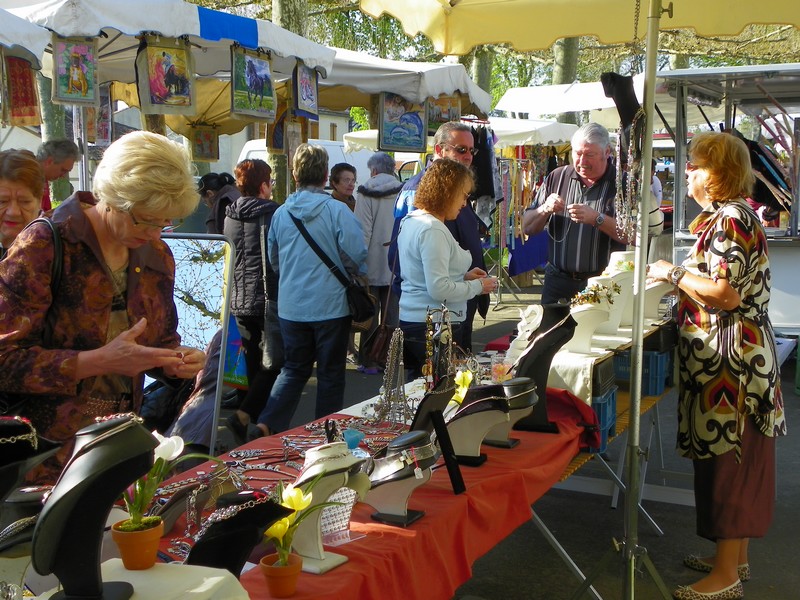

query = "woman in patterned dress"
(648, 132), (786, 600)
(0, 131), (205, 484)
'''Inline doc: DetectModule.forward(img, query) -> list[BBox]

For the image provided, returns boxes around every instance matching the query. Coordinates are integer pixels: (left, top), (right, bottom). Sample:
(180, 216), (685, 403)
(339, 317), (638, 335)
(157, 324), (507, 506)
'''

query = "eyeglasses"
(269, 178), (276, 187)
(127, 210), (182, 232)
(685, 161), (699, 171)
(442, 143), (478, 157)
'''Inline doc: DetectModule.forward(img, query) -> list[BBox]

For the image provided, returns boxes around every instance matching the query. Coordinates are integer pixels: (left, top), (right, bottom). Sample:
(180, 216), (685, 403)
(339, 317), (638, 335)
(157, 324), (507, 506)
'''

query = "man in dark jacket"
(388, 121), (489, 352)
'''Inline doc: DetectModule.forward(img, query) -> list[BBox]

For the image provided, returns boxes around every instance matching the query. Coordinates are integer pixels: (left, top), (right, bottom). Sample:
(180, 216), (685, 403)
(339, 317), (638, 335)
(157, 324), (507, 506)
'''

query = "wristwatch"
(594, 212), (605, 227)
(669, 266), (687, 285)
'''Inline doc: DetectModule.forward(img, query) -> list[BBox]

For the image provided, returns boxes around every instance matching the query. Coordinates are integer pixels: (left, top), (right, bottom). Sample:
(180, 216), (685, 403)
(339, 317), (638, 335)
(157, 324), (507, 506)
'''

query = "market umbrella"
(358, 2), (800, 599)
(0, 7), (50, 69)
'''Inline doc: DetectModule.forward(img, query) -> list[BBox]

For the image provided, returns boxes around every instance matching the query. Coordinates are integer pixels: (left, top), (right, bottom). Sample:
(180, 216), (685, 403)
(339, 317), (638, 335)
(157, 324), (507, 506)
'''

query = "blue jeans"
(257, 316), (350, 432)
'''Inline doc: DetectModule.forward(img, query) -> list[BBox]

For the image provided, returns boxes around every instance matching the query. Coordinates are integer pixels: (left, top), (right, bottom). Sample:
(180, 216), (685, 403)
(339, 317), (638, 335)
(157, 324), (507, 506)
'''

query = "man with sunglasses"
(388, 121), (489, 352)
(522, 122), (629, 305)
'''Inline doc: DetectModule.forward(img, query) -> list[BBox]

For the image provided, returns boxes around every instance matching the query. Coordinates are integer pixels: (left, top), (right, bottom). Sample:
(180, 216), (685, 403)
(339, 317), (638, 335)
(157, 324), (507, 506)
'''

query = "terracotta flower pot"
(259, 552), (303, 598)
(111, 519), (165, 570)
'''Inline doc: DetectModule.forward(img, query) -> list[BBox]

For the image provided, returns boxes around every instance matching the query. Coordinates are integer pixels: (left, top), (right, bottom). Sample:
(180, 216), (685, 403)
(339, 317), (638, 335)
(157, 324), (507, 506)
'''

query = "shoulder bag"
(259, 214), (284, 370)
(288, 213), (376, 325)
(0, 217), (63, 415)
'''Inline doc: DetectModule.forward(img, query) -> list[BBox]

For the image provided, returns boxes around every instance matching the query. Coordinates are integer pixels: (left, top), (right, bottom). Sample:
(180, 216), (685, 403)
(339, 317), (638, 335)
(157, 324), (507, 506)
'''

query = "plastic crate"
(613, 350), (670, 396)
(588, 386), (617, 453)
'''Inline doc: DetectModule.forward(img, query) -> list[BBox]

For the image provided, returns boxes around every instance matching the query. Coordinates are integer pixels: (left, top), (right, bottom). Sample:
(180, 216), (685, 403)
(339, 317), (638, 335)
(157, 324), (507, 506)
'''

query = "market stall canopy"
(343, 117), (576, 152)
(2, 0), (335, 83)
(0, 7), (50, 69)
(496, 74), (727, 131)
(359, 0), (800, 56)
(320, 48), (492, 118)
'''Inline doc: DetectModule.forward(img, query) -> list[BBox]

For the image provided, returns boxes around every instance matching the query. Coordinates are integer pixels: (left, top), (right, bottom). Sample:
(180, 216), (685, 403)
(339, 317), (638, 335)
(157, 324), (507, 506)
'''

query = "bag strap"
(259, 214), (270, 302)
(22, 217), (62, 347)
(288, 212), (350, 289)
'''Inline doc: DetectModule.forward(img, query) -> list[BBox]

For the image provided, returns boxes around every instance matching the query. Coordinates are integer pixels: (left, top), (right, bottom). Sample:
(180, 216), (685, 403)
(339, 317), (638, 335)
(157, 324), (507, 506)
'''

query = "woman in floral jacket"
(0, 131), (205, 483)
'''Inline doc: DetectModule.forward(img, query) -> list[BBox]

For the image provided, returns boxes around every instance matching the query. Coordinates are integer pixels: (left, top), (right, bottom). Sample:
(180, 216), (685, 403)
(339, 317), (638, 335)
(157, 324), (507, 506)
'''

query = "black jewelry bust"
(514, 303), (576, 433)
(0, 416), (61, 552)
(31, 415), (158, 600)
(186, 489), (292, 577)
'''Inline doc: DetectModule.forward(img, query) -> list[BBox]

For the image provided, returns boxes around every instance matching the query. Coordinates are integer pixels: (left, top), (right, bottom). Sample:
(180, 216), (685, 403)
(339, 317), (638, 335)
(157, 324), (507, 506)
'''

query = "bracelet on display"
(227, 447), (288, 461)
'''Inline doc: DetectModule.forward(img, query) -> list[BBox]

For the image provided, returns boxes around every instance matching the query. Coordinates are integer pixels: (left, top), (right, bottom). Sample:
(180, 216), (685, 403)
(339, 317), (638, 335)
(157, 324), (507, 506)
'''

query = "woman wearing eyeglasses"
(0, 131), (204, 484)
(648, 132), (785, 600)
(224, 159), (283, 444)
(397, 158), (497, 380)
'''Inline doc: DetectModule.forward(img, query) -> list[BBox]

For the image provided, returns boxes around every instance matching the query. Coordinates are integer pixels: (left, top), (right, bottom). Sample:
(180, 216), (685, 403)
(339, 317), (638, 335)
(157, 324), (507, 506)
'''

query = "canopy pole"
(622, 0), (670, 598)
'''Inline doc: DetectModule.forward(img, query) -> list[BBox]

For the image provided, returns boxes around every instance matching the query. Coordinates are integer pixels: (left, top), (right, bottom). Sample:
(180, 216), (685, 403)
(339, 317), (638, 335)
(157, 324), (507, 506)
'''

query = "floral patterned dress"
(676, 198), (786, 462)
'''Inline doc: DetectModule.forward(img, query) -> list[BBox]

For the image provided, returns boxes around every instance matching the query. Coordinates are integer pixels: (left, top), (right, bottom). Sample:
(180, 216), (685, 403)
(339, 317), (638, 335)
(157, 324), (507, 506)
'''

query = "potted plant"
(259, 475), (339, 597)
(111, 431), (214, 570)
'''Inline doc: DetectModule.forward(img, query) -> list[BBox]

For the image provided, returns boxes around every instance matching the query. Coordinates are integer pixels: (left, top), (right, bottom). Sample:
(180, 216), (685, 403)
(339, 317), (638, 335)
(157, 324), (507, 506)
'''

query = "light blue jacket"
(268, 188), (367, 322)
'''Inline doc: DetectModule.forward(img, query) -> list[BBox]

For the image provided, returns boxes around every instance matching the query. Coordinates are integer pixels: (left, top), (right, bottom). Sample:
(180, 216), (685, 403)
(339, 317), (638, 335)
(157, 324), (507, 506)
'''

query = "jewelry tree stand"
(31, 415), (157, 600)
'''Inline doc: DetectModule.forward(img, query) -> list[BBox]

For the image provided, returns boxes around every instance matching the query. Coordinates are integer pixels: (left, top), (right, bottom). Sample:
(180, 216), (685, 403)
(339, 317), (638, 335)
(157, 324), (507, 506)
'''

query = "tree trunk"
(552, 37), (579, 125)
(270, 0), (309, 202)
(36, 74), (72, 203)
(472, 47), (494, 96)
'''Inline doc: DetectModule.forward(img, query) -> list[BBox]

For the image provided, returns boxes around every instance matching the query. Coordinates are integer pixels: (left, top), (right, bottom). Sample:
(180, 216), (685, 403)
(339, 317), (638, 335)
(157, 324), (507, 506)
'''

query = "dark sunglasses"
(442, 143), (478, 157)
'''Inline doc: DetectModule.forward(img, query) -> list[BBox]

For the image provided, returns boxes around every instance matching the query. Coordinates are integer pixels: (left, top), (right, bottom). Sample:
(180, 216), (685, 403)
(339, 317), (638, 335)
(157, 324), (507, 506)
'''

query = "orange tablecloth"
(234, 416), (582, 600)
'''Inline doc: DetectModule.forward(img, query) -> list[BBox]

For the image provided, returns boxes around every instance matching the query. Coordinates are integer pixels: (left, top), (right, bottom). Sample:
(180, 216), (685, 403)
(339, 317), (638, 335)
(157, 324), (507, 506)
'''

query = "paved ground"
(218, 279), (800, 599)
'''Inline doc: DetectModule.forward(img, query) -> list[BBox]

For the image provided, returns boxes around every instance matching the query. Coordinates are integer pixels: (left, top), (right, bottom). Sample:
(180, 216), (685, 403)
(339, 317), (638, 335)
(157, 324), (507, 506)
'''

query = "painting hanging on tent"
(136, 35), (195, 116)
(231, 46), (276, 121)
(191, 127), (219, 162)
(428, 95), (460, 136)
(3, 55), (40, 127)
(52, 36), (98, 106)
(293, 62), (318, 120)
(378, 92), (427, 153)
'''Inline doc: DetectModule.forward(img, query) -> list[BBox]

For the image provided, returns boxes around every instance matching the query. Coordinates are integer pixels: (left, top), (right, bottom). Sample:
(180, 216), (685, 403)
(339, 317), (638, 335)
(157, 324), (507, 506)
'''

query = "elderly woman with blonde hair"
(648, 131), (785, 600)
(0, 131), (205, 483)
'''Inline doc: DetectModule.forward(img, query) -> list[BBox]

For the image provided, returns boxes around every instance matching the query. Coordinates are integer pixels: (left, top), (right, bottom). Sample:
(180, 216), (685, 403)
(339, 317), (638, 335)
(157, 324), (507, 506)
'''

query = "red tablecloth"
(484, 335), (512, 352)
(233, 415), (582, 600)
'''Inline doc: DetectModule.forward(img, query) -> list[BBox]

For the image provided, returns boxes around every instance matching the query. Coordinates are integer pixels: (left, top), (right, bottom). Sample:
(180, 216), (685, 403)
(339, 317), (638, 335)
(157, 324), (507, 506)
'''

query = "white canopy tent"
(343, 117), (577, 152)
(2, 0), (335, 83)
(0, 7), (50, 69)
(320, 47), (492, 118)
(496, 73), (727, 131)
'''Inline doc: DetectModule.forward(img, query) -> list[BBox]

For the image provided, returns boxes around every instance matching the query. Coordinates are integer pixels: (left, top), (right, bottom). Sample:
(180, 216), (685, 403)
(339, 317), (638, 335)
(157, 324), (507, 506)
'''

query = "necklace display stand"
(591, 271), (634, 335)
(31, 415), (157, 600)
(483, 377), (538, 448)
(186, 489), (292, 577)
(0, 417), (61, 552)
(363, 430), (437, 527)
(292, 469), (370, 574)
(514, 304), (576, 433)
(446, 386), (509, 465)
(407, 375), (465, 495)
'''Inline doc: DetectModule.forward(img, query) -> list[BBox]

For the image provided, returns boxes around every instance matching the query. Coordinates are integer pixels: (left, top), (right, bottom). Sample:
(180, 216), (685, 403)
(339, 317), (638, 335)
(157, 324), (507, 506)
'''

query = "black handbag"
(259, 215), (284, 370)
(0, 217), (63, 416)
(288, 213), (376, 324)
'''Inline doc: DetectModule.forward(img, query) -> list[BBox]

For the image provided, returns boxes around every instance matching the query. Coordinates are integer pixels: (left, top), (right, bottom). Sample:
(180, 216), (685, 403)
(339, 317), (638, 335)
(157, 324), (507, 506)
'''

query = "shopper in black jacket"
(199, 172), (240, 235)
(223, 159), (281, 442)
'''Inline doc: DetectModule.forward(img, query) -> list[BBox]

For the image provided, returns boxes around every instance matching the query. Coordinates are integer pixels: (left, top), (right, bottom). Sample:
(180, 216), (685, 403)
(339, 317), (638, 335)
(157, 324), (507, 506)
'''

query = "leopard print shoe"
(683, 555), (751, 582)
(672, 580), (744, 600)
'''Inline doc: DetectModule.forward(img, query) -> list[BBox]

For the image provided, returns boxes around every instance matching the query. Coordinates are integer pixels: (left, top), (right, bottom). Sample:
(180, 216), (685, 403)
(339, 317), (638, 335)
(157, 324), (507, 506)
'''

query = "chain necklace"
(0, 416), (37, 450)
(192, 491), (273, 542)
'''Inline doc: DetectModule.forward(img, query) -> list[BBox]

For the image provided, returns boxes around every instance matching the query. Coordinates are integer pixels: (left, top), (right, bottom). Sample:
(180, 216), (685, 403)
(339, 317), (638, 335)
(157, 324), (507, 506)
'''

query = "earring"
(105, 206), (111, 212)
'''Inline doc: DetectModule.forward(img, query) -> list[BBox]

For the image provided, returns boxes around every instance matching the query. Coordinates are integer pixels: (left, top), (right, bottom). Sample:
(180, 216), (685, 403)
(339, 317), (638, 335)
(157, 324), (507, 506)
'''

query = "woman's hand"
(646, 260), (674, 284)
(162, 345), (206, 379)
(480, 277), (499, 294)
(464, 267), (489, 281)
(75, 318), (196, 380)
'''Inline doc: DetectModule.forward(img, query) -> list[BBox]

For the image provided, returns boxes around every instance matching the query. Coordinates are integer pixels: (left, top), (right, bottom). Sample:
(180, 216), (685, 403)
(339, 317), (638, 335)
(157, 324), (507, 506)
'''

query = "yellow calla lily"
(452, 369), (473, 404)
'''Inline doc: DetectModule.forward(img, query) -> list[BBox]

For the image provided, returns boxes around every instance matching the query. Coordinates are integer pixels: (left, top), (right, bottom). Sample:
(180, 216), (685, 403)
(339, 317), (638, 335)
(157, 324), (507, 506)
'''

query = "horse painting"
(246, 59), (267, 107)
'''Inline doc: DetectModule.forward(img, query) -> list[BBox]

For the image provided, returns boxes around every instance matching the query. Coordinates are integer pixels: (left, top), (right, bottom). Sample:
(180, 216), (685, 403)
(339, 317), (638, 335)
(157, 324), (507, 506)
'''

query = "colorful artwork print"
(231, 47), (275, 120)
(293, 62), (318, 120)
(136, 36), (195, 116)
(378, 92), (427, 153)
(428, 96), (461, 135)
(192, 127), (219, 162)
(53, 37), (98, 105)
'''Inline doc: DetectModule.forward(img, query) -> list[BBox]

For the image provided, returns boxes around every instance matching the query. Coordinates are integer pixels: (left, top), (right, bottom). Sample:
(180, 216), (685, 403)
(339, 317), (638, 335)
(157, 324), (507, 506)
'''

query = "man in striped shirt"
(523, 123), (629, 304)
